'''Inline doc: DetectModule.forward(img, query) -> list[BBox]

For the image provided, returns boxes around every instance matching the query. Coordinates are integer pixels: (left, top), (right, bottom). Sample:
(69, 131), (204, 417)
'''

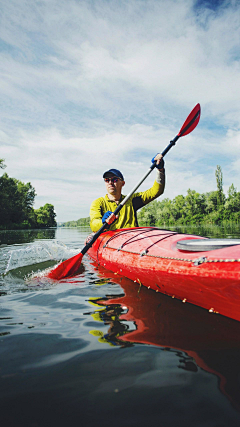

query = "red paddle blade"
(178, 103), (201, 137)
(47, 252), (83, 280)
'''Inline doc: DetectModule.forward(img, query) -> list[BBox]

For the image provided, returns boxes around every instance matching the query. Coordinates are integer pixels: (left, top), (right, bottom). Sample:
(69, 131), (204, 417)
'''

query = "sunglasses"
(104, 177), (122, 183)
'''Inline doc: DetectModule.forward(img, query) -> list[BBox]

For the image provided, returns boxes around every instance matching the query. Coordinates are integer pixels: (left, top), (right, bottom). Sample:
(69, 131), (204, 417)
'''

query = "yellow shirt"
(90, 178), (165, 232)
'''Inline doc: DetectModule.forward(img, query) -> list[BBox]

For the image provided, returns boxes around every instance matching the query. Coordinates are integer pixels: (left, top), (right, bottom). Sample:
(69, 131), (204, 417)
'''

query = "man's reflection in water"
(88, 298), (134, 348)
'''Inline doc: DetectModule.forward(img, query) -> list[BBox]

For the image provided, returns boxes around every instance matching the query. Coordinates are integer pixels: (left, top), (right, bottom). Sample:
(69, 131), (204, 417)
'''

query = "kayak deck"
(87, 227), (240, 322)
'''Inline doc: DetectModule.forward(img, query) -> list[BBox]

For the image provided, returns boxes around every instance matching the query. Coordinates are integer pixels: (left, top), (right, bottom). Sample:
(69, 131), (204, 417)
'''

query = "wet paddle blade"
(47, 252), (83, 280)
(178, 103), (201, 137)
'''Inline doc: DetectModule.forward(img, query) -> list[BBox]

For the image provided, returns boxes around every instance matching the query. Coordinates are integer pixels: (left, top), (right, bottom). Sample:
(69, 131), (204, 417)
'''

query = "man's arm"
(130, 168), (165, 214)
(90, 198), (104, 232)
(140, 168), (165, 205)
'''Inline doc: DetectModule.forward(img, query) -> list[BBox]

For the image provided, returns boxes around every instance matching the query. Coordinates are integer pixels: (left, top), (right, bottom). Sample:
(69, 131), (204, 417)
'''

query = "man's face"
(104, 176), (125, 195)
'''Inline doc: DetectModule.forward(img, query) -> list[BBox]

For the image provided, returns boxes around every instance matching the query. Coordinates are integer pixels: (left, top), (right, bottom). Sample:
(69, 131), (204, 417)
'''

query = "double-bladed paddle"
(48, 103), (201, 280)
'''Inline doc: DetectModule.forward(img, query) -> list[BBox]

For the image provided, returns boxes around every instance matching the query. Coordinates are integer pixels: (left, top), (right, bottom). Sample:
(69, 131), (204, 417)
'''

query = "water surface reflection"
(0, 228), (56, 245)
(1, 226), (240, 427)
(89, 260), (240, 413)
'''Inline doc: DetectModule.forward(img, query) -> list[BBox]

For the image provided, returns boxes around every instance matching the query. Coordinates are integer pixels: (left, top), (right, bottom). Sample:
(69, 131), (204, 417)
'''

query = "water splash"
(5, 241), (80, 273)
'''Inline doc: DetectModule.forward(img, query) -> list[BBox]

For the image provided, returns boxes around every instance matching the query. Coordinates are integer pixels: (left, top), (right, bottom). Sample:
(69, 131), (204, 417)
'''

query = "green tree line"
(58, 165), (239, 228)
(0, 159), (57, 229)
(138, 165), (240, 226)
(59, 217), (90, 227)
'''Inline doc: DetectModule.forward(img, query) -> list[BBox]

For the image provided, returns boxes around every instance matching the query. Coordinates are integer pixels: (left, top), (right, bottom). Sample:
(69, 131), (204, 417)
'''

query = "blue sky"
(1, 0), (240, 222)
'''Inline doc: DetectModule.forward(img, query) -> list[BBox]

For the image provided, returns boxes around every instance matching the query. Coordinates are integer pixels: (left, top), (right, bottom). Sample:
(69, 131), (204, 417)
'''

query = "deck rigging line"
(103, 227), (178, 253)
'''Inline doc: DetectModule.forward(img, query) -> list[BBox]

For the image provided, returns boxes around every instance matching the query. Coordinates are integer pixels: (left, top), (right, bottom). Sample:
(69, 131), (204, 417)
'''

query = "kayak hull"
(87, 227), (240, 322)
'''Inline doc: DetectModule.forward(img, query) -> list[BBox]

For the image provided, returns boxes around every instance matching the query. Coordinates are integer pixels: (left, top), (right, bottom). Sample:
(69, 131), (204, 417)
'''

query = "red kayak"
(87, 227), (240, 322)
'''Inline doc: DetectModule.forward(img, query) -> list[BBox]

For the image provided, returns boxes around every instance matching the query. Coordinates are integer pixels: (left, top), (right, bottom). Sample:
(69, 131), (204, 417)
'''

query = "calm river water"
(1, 225), (240, 427)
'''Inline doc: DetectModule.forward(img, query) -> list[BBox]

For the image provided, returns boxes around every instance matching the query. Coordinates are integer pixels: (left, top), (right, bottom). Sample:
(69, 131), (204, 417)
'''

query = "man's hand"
(102, 211), (118, 224)
(151, 153), (165, 170)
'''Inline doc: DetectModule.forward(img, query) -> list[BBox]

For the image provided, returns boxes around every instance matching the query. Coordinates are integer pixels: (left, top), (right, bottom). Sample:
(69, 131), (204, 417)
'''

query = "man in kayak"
(90, 154), (165, 232)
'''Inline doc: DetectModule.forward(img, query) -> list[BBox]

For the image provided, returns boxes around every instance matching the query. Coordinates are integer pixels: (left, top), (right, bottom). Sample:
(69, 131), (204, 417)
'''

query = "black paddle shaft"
(158, 135), (179, 162)
(81, 222), (109, 255)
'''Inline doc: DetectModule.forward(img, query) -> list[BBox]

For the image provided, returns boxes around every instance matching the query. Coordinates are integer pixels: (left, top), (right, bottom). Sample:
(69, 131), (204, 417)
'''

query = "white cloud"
(1, 0), (240, 221)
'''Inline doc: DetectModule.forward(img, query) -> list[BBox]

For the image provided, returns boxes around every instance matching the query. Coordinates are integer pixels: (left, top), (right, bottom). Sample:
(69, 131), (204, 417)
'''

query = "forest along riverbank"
(1, 226), (240, 427)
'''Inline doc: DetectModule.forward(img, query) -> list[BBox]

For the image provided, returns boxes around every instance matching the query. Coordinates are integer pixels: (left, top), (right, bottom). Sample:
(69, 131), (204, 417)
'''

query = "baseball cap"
(103, 168), (124, 180)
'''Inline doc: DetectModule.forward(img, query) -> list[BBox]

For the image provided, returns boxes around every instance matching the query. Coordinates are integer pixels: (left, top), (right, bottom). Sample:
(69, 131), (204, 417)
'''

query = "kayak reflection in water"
(89, 154), (165, 232)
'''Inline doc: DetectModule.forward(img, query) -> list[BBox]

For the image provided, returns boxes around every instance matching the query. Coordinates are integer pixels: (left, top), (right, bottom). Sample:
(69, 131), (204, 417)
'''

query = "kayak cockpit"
(176, 239), (240, 252)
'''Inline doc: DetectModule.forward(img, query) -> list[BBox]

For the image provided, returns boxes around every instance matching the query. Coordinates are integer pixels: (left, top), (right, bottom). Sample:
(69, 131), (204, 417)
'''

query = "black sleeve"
(132, 196), (145, 227)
